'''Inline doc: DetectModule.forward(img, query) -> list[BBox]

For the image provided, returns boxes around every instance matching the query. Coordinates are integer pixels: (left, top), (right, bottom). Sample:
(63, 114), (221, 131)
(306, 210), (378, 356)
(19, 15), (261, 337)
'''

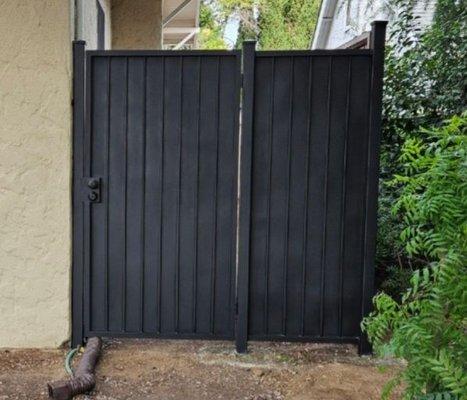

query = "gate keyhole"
(88, 192), (98, 201)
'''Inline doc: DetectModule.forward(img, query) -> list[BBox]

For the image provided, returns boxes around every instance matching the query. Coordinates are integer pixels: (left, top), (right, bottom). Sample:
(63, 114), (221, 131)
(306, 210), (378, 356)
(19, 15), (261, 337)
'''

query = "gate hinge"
(83, 177), (101, 203)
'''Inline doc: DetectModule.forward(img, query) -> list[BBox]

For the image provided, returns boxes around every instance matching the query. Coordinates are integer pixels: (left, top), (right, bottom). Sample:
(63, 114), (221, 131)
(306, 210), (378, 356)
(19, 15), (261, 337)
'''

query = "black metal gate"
(73, 22), (386, 354)
(72, 49), (241, 342)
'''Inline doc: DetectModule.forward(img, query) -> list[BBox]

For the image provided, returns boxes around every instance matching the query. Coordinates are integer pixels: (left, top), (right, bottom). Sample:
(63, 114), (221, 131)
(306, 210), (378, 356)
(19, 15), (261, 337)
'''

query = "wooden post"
(236, 41), (256, 353)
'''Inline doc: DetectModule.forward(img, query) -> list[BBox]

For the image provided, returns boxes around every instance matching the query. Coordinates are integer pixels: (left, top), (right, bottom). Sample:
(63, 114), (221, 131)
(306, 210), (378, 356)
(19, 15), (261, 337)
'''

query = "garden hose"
(48, 337), (102, 400)
(64, 346), (80, 376)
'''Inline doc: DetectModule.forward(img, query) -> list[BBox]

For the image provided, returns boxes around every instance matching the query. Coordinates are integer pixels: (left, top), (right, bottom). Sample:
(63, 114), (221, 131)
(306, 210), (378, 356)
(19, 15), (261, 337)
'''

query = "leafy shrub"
(363, 115), (467, 399)
(376, 0), (467, 296)
(378, 265), (412, 301)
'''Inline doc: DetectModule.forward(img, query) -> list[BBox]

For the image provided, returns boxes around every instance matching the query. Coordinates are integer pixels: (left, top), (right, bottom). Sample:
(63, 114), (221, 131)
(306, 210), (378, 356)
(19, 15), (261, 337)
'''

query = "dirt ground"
(0, 339), (403, 400)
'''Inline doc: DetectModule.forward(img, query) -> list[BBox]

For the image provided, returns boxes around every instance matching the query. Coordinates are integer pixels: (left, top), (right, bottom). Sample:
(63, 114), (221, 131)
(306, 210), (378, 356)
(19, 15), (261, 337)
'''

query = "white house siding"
(312, 0), (437, 49)
(76, 0), (112, 49)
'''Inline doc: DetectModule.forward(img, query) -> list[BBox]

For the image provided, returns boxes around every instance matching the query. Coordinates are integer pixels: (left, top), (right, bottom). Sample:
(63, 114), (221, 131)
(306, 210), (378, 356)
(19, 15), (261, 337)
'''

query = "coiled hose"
(65, 346), (80, 376)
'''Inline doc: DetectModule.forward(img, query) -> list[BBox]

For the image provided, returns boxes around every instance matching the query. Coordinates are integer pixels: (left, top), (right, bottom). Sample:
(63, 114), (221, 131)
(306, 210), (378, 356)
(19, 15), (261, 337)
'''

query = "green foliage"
(378, 265), (412, 301)
(382, 0), (466, 143)
(363, 115), (467, 399)
(198, 1), (228, 49)
(417, 393), (460, 400)
(257, 0), (320, 49)
(376, 0), (467, 297)
(211, 0), (320, 49)
(366, 3), (467, 399)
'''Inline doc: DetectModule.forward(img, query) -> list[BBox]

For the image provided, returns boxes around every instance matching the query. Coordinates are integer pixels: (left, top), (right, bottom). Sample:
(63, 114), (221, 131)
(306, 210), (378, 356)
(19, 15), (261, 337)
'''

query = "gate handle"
(87, 178), (99, 189)
(84, 177), (101, 203)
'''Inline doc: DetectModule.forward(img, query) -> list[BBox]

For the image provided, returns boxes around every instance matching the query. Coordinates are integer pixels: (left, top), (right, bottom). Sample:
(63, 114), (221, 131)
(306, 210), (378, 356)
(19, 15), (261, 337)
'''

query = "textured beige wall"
(0, 1), (72, 347)
(112, 0), (162, 49)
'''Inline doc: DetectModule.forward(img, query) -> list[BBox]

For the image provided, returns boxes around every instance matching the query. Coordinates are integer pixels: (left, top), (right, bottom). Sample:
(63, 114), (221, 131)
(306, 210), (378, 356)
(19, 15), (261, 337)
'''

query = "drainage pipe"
(47, 337), (102, 400)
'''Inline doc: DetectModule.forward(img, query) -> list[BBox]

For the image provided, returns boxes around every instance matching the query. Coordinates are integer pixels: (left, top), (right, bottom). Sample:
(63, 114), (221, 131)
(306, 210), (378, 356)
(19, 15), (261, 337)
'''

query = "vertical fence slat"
(158, 59), (165, 334)
(263, 57), (275, 335)
(236, 41), (256, 353)
(323, 56), (350, 337)
(143, 57), (164, 333)
(284, 56), (310, 337)
(178, 56), (200, 333)
(90, 56), (109, 331)
(196, 57), (219, 334)
(304, 56), (330, 336)
(338, 58), (352, 337)
(105, 58), (111, 331)
(107, 57), (127, 332)
(268, 56), (291, 335)
(209, 57), (221, 335)
(140, 58), (147, 333)
(192, 57), (201, 333)
(215, 55), (240, 335)
(161, 56), (182, 334)
(229, 53), (242, 335)
(319, 56), (333, 337)
(341, 56), (372, 338)
(122, 57), (129, 332)
(175, 56), (183, 333)
(281, 57), (294, 336)
(248, 57), (272, 337)
(125, 57), (145, 332)
(300, 57), (313, 337)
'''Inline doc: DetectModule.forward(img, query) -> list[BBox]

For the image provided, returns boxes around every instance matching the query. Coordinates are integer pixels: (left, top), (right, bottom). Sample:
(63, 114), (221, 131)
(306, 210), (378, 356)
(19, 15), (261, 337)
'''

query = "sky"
(223, 17), (240, 48)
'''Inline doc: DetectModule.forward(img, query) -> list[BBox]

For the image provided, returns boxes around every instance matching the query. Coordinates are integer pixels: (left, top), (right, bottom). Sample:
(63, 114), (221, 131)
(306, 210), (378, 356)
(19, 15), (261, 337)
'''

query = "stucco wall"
(77, 0), (112, 49)
(0, 1), (72, 347)
(112, 0), (162, 49)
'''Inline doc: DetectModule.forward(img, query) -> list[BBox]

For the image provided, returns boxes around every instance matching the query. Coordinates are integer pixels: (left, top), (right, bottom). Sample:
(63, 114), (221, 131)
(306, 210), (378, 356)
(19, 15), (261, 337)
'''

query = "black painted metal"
(237, 22), (387, 352)
(236, 41), (256, 353)
(73, 51), (241, 345)
(72, 41), (86, 347)
(72, 22), (386, 351)
(360, 21), (387, 354)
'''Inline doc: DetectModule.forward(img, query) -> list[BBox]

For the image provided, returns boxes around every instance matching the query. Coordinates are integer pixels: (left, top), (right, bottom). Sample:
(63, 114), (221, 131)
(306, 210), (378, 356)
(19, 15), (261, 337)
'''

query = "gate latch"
(83, 177), (101, 203)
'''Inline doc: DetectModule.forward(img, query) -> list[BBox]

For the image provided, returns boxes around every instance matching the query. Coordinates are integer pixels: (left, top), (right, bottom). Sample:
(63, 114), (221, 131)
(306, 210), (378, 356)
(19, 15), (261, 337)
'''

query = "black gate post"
(359, 21), (387, 355)
(72, 41), (86, 347)
(236, 41), (256, 353)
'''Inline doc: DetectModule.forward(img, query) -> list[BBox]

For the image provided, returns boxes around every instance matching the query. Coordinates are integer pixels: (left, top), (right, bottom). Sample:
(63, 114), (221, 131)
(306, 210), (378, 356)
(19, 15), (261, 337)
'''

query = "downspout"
(311, 0), (339, 49)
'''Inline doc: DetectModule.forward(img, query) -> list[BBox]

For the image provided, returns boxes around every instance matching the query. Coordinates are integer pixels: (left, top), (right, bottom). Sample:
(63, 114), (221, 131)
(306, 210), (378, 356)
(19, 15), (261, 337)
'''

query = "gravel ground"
(0, 339), (402, 400)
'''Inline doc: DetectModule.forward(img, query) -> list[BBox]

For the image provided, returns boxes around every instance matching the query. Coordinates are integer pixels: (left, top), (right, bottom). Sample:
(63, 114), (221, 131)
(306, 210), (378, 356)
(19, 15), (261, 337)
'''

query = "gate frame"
(72, 21), (386, 351)
(72, 47), (242, 346)
(235, 21), (387, 354)
(72, 40), (86, 347)
(359, 21), (387, 354)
